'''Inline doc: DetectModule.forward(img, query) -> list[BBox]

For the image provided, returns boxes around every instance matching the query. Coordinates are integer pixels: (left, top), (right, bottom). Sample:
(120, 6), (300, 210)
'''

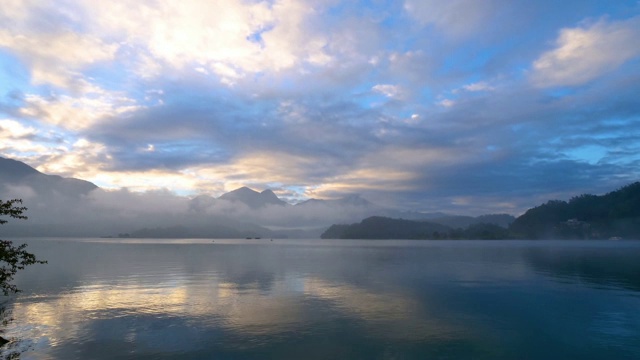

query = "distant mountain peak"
(0, 156), (40, 180)
(0, 156), (98, 197)
(338, 194), (372, 207)
(260, 189), (281, 201)
(219, 186), (287, 208)
(295, 194), (375, 208)
(228, 186), (258, 194)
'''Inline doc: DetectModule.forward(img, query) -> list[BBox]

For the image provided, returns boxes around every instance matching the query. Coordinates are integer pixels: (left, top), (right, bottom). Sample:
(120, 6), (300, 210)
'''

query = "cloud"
(2, 184), (37, 201)
(455, 81), (495, 93)
(372, 84), (405, 99)
(82, 0), (338, 83)
(1, 1), (639, 218)
(19, 91), (142, 131)
(0, 118), (36, 138)
(437, 99), (455, 107)
(34, 138), (109, 178)
(0, 0), (361, 90)
(388, 50), (434, 85)
(0, 119), (64, 156)
(403, 0), (501, 38)
(0, 25), (117, 89)
(532, 16), (640, 87)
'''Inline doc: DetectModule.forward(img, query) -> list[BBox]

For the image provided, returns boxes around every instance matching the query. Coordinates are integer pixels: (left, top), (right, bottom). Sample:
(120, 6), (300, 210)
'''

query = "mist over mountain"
(219, 187), (287, 209)
(297, 194), (373, 208)
(0, 157), (97, 198)
(322, 182), (640, 240)
(0, 156), (531, 239)
(429, 214), (515, 229)
(0, 157), (420, 238)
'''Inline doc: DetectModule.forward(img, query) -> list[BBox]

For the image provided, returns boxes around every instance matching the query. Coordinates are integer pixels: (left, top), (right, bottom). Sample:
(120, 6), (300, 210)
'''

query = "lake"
(2, 239), (640, 359)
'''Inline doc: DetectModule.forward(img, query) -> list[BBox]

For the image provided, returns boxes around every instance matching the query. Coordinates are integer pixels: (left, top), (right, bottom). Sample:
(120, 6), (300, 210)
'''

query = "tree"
(0, 199), (46, 351)
(0, 200), (46, 296)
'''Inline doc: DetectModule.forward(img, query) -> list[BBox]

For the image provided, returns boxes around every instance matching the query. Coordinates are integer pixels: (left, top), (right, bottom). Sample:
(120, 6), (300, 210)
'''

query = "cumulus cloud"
(0, 119), (65, 156)
(1, 1), (639, 217)
(0, 118), (37, 138)
(372, 84), (405, 99)
(0, 20), (117, 89)
(34, 138), (110, 179)
(438, 99), (455, 107)
(19, 91), (142, 130)
(532, 16), (640, 87)
(0, 0), (363, 90)
(82, 0), (337, 82)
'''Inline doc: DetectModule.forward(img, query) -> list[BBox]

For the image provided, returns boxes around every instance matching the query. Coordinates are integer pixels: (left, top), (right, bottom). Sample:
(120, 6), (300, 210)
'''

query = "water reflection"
(3, 240), (470, 358)
(524, 246), (640, 291)
(2, 239), (640, 359)
(8, 273), (460, 351)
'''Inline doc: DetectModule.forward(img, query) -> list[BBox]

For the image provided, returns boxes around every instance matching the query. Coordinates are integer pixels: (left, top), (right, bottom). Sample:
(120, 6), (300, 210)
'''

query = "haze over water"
(3, 238), (640, 359)
(3, 2), (640, 358)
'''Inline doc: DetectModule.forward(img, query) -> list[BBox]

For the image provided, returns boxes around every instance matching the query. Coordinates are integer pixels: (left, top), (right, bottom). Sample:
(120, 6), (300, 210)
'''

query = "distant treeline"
(321, 216), (510, 240)
(322, 182), (640, 240)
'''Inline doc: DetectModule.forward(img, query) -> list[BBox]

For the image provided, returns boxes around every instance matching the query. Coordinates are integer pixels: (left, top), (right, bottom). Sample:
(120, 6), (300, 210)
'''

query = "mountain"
(0, 156), (98, 198)
(321, 216), (451, 239)
(430, 214), (515, 229)
(296, 194), (374, 208)
(0, 156), (40, 181)
(509, 182), (640, 239)
(218, 187), (287, 208)
(476, 214), (515, 228)
(321, 216), (511, 240)
(322, 181), (640, 240)
(188, 194), (217, 212)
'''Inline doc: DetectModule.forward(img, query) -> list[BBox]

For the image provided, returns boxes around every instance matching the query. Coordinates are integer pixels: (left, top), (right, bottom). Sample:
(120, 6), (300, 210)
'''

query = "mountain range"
(0, 156), (515, 238)
(218, 187), (288, 208)
(322, 182), (640, 240)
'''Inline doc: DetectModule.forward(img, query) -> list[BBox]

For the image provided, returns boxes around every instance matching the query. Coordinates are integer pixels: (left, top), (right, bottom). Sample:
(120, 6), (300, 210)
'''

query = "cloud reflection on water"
(5, 239), (640, 359)
(8, 270), (459, 354)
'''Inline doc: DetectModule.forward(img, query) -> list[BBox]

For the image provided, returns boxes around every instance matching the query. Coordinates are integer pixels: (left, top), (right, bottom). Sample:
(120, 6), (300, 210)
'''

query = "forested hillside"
(323, 182), (640, 240)
(510, 182), (640, 239)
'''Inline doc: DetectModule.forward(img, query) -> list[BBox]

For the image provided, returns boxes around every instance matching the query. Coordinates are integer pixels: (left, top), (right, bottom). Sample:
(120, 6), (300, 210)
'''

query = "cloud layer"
(1, 0), (639, 215)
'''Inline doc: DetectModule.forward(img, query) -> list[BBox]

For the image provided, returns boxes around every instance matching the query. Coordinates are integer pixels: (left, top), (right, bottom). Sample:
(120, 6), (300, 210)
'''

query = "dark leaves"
(0, 199), (46, 295)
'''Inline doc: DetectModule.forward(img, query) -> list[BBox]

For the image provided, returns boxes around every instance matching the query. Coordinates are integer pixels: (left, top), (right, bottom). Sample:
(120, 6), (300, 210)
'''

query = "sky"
(1, 0), (639, 215)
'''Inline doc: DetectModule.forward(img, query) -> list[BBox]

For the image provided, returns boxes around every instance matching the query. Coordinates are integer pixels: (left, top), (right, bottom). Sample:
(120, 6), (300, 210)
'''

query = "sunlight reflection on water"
(2, 239), (640, 359)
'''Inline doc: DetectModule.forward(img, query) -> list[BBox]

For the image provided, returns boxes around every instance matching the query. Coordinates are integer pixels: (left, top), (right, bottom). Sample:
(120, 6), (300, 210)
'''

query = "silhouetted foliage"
(0, 200), (46, 295)
(0, 199), (46, 353)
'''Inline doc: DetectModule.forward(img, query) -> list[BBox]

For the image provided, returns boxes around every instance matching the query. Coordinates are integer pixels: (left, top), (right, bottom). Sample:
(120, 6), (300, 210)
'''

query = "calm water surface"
(2, 239), (640, 359)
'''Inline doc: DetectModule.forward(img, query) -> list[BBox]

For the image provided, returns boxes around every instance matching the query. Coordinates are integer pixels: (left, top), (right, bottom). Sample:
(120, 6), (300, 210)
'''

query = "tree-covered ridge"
(322, 216), (450, 240)
(321, 216), (510, 240)
(510, 181), (640, 239)
(322, 182), (640, 240)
